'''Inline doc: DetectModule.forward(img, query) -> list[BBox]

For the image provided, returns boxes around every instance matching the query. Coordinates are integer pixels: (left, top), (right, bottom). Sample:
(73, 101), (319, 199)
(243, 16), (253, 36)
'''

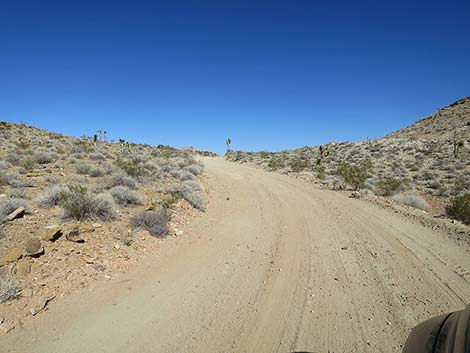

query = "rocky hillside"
(227, 97), (470, 202)
(0, 122), (206, 333)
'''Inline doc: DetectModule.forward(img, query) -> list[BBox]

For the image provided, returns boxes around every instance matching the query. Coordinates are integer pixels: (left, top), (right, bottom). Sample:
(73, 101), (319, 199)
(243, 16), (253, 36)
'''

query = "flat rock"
(2, 248), (23, 264)
(79, 224), (95, 233)
(43, 227), (63, 242)
(66, 227), (85, 243)
(29, 294), (56, 316)
(7, 207), (25, 221)
(25, 238), (44, 257)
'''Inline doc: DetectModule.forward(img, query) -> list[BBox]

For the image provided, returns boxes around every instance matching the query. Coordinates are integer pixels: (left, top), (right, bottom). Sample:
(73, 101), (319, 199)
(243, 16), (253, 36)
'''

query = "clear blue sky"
(1, 1), (469, 154)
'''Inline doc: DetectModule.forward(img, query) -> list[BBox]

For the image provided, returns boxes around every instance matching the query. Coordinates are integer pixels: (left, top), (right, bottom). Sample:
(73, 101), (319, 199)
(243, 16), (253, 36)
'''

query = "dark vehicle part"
(403, 304), (470, 353)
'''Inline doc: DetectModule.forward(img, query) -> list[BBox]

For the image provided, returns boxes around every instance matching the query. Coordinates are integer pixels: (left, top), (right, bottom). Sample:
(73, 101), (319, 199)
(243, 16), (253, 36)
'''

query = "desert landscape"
(0, 97), (469, 352)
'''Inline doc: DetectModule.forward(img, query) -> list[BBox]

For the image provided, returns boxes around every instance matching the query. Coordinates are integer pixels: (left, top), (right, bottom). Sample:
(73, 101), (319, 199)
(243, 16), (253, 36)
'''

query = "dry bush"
(110, 172), (137, 189)
(38, 185), (70, 208)
(0, 198), (30, 216)
(167, 181), (205, 211)
(392, 192), (428, 210)
(0, 276), (18, 303)
(110, 186), (142, 206)
(131, 210), (168, 237)
(61, 185), (117, 221)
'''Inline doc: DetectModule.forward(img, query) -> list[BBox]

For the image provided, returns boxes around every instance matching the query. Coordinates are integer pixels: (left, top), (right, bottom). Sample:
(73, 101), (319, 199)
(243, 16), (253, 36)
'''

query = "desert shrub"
(377, 178), (406, 196)
(8, 188), (30, 199)
(336, 162), (371, 190)
(115, 157), (146, 177)
(184, 164), (203, 176)
(20, 157), (36, 170)
(289, 158), (310, 172)
(38, 185), (70, 208)
(88, 165), (105, 177)
(110, 172), (137, 189)
(131, 210), (168, 237)
(45, 175), (61, 184)
(75, 162), (93, 175)
(0, 198), (30, 216)
(446, 194), (470, 225)
(392, 192), (428, 210)
(0, 170), (19, 186)
(0, 276), (18, 303)
(88, 152), (107, 161)
(34, 151), (56, 164)
(110, 186), (142, 206)
(173, 170), (196, 181)
(167, 181), (205, 211)
(61, 185), (117, 221)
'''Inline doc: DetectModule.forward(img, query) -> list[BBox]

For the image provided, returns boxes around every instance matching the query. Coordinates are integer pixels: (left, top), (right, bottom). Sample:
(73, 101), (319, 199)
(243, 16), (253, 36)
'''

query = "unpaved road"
(2, 157), (469, 353)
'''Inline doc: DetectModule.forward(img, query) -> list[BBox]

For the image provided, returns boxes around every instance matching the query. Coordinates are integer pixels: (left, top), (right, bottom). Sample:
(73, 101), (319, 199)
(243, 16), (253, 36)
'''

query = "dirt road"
(2, 157), (469, 353)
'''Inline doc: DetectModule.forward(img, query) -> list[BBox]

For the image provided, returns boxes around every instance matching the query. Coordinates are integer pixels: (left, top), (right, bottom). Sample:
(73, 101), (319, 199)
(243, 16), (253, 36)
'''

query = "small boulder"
(66, 227), (85, 243)
(0, 319), (18, 334)
(7, 207), (25, 221)
(2, 249), (23, 264)
(43, 227), (63, 242)
(14, 259), (31, 277)
(25, 238), (44, 257)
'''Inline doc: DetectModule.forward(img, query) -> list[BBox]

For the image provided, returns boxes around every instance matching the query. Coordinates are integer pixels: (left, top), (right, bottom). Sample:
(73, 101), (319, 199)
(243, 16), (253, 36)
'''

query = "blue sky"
(1, 1), (469, 154)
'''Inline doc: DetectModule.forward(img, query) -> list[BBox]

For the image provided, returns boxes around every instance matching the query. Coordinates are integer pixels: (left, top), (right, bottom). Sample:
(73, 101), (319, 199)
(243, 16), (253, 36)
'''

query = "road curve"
(2, 157), (469, 353)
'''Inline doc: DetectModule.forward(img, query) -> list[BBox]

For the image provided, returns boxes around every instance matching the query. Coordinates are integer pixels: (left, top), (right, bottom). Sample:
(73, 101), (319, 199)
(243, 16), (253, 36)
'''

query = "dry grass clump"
(37, 185), (70, 208)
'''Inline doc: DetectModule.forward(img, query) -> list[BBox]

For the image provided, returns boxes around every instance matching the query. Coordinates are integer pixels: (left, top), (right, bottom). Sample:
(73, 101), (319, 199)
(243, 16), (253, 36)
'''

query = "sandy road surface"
(1, 157), (469, 353)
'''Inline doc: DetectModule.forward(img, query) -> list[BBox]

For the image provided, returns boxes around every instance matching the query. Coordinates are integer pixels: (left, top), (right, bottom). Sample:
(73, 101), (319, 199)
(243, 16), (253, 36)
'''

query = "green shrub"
(115, 157), (146, 177)
(289, 158), (310, 172)
(377, 178), (406, 196)
(446, 194), (470, 225)
(336, 161), (371, 190)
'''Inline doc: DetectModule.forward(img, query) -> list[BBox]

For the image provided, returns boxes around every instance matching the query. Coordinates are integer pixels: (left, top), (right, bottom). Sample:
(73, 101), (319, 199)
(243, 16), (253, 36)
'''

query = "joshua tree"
(103, 130), (107, 142)
(226, 138), (231, 154)
(93, 134), (98, 143)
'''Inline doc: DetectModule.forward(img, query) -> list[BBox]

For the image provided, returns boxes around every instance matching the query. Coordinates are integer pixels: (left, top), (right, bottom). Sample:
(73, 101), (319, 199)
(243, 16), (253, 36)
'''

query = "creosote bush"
(377, 178), (407, 196)
(446, 193), (470, 225)
(131, 210), (168, 237)
(110, 186), (142, 206)
(61, 185), (117, 221)
(0, 169), (19, 187)
(336, 161), (371, 191)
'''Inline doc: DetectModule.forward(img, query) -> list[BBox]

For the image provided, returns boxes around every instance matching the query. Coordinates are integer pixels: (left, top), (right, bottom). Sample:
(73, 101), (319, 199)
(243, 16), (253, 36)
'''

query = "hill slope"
(227, 97), (470, 200)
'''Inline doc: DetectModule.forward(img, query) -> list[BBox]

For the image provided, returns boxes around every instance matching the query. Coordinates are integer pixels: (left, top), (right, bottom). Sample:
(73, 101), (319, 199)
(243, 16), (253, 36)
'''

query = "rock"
(66, 227), (85, 243)
(0, 320), (17, 334)
(349, 192), (360, 199)
(25, 172), (40, 177)
(14, 259), (31, 277)
(92, 223), (102, 228)
(2, 248), (23, 264)
(29, 294), (56, 316)
(25, 238), (44, 257)
(7, 207), (25, 221)
(43, 227), (63, 242)
(79, 224), (95, 233)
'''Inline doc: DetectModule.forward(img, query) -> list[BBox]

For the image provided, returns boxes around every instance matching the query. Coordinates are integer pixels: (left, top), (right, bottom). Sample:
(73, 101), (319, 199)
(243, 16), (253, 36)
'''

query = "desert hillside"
(0, 122), (206, 331)
(227, 97), (470, 206)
